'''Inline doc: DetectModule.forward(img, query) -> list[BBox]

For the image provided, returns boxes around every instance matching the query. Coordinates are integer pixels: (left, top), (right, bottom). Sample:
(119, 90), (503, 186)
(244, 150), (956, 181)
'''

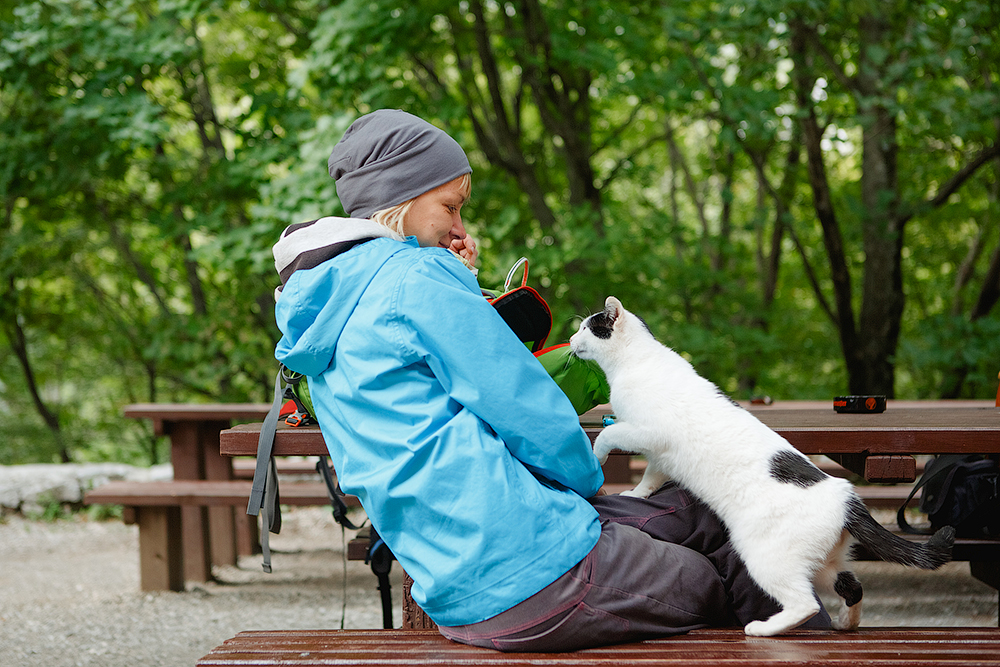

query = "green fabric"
(292, 376), (314, 417)
(534, 344), (610, 415)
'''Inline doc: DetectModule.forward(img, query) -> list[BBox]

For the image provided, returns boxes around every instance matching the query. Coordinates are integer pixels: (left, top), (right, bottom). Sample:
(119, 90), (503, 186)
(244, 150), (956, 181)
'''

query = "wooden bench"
(83, 480), (359, 591)
(195, 627), (1000, 666)
(232, 457), (322, 479)
(80, 476), (646, 593)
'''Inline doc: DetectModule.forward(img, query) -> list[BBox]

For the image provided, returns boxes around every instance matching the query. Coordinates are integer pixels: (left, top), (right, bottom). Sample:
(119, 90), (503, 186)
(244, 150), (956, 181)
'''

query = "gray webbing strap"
(247, 368), (284, 516)
(248, 367), (285, 572)
(259, 457), (281, 573)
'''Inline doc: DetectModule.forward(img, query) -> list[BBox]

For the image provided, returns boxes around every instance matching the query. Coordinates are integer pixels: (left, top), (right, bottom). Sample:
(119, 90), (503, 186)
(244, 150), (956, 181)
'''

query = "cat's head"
(569, 296), (644, 363)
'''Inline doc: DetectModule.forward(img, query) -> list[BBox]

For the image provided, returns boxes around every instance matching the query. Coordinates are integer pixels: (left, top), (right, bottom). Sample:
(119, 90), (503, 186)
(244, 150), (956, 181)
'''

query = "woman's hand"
(450, 234), (479, 269)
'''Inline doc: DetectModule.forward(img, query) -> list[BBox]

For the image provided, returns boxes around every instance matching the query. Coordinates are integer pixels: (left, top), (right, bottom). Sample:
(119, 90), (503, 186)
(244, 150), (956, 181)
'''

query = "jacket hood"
(272, 216), (403, 301)
(272, 216), (410, 377)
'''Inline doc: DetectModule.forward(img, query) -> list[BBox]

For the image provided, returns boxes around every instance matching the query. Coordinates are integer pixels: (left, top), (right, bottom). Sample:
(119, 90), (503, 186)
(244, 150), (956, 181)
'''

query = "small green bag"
(534, 343), (610, 415)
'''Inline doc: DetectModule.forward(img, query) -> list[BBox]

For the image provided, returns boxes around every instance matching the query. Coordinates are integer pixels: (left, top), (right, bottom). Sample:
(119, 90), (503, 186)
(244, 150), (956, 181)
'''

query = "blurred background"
(1, 0), (998, 467)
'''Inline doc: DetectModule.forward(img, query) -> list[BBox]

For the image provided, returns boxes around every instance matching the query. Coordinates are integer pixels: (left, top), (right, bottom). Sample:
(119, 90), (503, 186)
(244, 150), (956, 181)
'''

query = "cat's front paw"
(592, 432), (614, 465)
(620, 487), (652, 499)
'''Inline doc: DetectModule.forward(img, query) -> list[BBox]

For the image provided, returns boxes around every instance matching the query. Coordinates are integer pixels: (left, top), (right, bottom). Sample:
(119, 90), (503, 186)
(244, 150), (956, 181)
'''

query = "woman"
(272, 109), (829, 651)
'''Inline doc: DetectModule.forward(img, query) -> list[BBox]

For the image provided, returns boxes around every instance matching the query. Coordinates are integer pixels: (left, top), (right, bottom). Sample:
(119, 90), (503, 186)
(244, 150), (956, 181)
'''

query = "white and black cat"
(569, 296), (955, 637)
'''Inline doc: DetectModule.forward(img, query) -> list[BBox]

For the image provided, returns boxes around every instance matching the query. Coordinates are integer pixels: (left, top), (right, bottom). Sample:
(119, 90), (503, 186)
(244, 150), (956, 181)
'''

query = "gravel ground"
(0, 506), (996, 667)
(0, 507), (403, 667)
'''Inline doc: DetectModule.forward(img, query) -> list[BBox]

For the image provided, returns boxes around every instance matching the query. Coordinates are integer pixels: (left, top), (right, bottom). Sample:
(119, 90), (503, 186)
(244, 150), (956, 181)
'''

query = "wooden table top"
(220, 401), (1000, 457)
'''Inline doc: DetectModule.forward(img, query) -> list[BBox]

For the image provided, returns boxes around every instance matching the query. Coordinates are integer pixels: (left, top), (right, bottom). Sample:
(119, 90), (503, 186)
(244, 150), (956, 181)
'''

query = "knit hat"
(328, 109), (472, 219)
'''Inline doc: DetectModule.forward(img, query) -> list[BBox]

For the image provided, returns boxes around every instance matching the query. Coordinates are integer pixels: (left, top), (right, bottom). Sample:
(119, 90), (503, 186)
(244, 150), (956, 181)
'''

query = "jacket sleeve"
(390, 252), (605, 498)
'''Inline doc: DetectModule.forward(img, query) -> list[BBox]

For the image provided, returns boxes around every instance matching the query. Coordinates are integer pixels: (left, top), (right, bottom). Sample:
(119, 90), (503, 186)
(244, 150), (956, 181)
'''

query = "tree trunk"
(855, 14), (903, 397)
(2, 277), (70, 462)
(789, 19), (863, 386)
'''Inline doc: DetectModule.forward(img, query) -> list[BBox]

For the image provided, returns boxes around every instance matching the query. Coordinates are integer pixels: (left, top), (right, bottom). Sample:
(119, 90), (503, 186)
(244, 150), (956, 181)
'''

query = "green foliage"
(85, 502), (125, 522)
(1, 0), (999, 465)
(23, 492), (74, 522)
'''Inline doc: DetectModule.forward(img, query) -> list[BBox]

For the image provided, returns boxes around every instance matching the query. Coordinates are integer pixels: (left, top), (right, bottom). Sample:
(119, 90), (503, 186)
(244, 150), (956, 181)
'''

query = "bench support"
(129, 506), (185, 591)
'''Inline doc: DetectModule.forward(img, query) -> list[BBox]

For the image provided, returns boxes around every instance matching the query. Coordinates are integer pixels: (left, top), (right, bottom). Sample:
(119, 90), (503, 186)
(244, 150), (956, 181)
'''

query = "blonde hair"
(370, 199), (415, 237)
(370, 173), (475, 271)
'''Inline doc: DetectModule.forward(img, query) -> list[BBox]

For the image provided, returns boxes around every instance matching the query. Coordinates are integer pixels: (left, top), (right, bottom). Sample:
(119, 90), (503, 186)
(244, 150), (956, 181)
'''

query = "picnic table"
(98, 400), (999, 606)
(220, 400), (1000, 482)
(219, 399), (1000, 626)
(123, 403), (270, 582)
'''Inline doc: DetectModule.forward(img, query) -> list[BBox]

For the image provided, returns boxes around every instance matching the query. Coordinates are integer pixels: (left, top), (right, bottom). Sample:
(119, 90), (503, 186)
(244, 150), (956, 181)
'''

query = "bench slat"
(83, 480), (359, 507)
(196, 628), (1000, 666)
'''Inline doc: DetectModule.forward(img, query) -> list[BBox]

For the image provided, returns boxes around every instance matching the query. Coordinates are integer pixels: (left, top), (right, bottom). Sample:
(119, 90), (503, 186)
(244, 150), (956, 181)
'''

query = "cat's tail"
(844, 495), (954, 569)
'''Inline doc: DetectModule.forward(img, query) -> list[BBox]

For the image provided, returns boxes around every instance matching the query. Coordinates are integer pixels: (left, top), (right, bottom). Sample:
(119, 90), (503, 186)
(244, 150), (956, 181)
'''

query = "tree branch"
(897, 143), (1000, 228)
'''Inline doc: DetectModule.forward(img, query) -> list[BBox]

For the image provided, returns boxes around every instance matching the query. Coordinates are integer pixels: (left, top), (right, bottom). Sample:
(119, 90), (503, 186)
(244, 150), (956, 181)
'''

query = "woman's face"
(403, 176), (469, 251)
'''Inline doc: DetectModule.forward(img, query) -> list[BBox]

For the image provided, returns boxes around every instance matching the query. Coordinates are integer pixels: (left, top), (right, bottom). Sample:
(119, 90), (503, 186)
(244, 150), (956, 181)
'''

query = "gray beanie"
(328, 109), (472, 219)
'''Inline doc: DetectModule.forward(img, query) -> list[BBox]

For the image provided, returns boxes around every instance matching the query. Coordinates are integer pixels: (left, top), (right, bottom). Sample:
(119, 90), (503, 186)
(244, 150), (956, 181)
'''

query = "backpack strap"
(246, 366), (288, 572)
(896, 454), (970, 535)
(366, 526), (395, 629)
(317, 457), (364, 531)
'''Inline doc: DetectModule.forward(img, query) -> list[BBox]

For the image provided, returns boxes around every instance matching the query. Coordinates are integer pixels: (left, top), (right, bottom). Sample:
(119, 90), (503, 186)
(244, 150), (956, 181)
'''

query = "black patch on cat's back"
(769, 450), (828, 488)
(585, 311), (615, 339)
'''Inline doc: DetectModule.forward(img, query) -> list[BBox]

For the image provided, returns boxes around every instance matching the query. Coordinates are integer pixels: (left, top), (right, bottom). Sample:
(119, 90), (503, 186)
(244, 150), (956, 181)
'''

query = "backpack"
(897, 454), (1000, 538)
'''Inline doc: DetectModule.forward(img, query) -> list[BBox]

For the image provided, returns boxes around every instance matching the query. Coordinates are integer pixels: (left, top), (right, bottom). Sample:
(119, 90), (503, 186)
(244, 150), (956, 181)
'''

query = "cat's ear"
(604, 296), (624, 322)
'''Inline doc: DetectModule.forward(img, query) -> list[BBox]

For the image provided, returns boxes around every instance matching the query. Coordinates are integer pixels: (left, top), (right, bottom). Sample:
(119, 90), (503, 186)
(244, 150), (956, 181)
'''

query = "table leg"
(602, 452), (632, 484)
(402, 572), (436, 630)
(169, 421), (212, 583)
(202, 420), (238, 568)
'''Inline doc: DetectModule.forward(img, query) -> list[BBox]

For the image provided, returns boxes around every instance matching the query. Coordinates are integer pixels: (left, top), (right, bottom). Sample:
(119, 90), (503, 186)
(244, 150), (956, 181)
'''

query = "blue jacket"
(274, 224), (604, 626)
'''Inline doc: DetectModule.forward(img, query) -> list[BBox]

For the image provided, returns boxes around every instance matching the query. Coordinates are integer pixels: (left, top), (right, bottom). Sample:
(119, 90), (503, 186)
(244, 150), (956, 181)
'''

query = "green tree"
(2, 0), (999, 466)
(784, 0), (1000, 396)
(0, 0), (314, 461)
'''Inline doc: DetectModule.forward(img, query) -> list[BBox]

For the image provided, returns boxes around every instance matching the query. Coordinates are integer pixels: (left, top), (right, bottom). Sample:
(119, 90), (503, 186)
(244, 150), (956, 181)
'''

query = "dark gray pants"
(438, 482), (831, 651)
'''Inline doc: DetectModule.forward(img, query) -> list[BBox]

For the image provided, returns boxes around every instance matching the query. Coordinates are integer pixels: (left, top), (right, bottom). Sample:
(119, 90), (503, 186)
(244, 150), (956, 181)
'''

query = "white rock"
(0, 463), (174, 511)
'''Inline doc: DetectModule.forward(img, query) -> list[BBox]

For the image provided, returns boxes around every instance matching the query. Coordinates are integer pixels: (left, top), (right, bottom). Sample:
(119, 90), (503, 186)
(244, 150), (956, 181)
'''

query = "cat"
(569, 296), (956, 637)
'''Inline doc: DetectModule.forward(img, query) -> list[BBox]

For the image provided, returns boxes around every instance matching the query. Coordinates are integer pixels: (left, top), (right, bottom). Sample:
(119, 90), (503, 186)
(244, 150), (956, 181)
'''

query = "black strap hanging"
(366, 527), (395, 630)
(317, 457), (363, 531)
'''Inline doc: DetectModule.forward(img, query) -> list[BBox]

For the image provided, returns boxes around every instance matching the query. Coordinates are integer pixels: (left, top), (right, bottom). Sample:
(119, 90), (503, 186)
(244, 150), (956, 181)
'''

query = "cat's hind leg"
(744, 599), (820, 636)
(832, 570), (863, 630)
(742, 562), (821, 636)
(814, 534), (863, 630)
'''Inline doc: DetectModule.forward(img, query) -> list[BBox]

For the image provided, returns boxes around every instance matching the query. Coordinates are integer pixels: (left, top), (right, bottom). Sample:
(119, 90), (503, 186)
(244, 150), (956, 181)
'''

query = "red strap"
(533, 342), (569, 358)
